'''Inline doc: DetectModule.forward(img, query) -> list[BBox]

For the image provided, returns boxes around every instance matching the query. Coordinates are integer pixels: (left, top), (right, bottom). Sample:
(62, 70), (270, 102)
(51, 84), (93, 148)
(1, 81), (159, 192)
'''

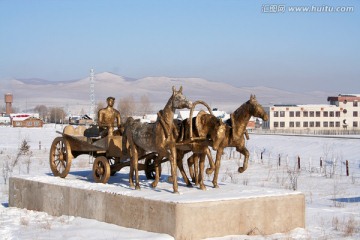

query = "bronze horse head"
(244, 94), (268, 121)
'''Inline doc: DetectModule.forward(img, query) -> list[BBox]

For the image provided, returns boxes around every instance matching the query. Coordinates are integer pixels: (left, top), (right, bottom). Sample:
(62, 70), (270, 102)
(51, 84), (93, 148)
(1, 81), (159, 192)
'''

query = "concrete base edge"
(9, 176), (305, 240)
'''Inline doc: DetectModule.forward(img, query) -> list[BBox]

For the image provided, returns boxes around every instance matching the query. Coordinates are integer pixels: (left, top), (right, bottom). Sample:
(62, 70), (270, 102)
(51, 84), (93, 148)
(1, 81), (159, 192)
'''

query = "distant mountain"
(16, 77), (84, 85)
(0, 72), (336, 113)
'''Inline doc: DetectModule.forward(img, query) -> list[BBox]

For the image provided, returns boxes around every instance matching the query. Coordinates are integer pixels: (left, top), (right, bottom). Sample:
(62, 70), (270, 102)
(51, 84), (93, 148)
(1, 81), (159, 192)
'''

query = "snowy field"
(1, 124), (360, 239)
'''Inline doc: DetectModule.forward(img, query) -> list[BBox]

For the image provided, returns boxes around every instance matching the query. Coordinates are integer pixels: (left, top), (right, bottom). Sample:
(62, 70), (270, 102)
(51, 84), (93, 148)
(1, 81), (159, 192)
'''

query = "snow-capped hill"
(0, 72), (335, 113)
(95, 72), (128, 83)
(10, 79), (26, 86)
(17, 78), (51, 85)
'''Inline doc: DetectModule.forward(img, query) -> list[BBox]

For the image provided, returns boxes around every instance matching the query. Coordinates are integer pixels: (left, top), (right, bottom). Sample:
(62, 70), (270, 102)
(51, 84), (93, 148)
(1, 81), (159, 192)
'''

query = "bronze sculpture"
(175, 108), (226, 190)
(186, 95), (269, 188)
(123, 86), (192, 193)
(50, 88), (269, 193)
(49, 95), (159, 184)
(212, 94), (268, 187)
(98, 96), (121, 137)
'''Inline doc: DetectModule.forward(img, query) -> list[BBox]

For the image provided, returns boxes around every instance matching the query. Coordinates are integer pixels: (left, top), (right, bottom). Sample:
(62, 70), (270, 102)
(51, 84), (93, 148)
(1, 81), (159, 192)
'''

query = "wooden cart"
(49, 125), (160, 183)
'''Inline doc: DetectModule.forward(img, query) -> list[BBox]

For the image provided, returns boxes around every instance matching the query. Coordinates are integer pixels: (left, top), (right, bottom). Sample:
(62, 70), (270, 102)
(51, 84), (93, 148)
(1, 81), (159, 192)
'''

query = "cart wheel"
(145, 155), (162, 180)
(93, 156), (110, 183)
(49, 137), (72, 178)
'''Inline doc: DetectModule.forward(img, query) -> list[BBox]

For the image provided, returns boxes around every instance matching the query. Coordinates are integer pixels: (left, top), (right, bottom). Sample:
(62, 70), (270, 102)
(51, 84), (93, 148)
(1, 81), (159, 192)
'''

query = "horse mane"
(233, 99), (252, 119)
(230, 97), (257, 140)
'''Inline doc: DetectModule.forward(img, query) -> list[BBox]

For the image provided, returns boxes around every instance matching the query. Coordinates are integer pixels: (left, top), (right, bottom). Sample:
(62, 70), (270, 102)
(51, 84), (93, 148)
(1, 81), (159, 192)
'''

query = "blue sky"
(0, 0), (359, 92)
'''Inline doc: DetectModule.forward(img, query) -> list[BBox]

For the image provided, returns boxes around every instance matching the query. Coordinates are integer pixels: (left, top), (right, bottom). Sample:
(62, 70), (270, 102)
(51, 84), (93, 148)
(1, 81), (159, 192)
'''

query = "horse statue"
(175, 109), (226, 190)
(187, 94), (268, 188)
(122, 86), (192, 193)
(212, 94), (268, 187)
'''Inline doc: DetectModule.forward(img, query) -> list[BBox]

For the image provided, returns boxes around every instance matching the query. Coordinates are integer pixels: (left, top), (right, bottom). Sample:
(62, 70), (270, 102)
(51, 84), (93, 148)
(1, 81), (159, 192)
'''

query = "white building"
(0, 116), (11, 125)
(263, 94), (360, 131)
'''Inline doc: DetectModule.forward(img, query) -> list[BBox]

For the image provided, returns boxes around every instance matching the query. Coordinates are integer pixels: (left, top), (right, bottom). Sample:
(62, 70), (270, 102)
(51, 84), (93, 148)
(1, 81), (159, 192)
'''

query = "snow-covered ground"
(1, 124), (359, 239)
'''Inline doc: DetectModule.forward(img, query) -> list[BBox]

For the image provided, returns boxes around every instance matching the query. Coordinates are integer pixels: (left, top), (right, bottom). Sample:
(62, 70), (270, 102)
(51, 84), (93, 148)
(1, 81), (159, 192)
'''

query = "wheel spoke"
(50, 137), (72, 178)
(92, 157), (110, 183)
(55, 159), (61, 167)
(60, 160), (66, 169)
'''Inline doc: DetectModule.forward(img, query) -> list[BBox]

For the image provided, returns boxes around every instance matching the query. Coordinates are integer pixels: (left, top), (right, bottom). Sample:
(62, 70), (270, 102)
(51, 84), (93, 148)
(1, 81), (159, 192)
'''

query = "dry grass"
(41, 220), (52, 230)
(344, 216), (358, 237)
(20, 216), (30, 226)
(332, 215), (359, 237)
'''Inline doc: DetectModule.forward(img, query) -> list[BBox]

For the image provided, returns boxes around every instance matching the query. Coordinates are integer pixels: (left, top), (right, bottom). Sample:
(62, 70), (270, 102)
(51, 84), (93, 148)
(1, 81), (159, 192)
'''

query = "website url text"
(262, 5), (354, 13)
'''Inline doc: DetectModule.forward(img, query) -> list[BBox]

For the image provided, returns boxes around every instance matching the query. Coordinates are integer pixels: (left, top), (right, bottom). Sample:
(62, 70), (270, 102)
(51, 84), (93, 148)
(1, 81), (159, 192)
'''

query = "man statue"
(98, 96), (121, 137)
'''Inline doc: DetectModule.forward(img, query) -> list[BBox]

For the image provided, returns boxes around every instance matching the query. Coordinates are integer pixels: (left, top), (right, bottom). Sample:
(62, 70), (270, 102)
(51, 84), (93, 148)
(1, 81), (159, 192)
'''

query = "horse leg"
(198, 153), (206, 190)
(129, 160), (134, 188)
(212, 148), (223, 188)
(238, 146), (250, 173)
(205, 148), (215, 175)
(133, 147), (140, 190)
(151, 154), (163, 188)
(187, 154), (196, 183)
(194, 153), (200, 186)
(170, 146), (179, 193)
(177, 151), (192, 187)
(128, 143), (135, 188)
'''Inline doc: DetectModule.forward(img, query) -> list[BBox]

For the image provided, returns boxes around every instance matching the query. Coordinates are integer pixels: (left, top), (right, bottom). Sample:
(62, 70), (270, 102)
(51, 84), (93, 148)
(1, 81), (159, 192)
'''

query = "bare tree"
(2, 139), (32, 184)
(20, 139), (32, 174)
(287, 164), (300, 191)
(11, 106), (19, 113)
(34, 105), (48, 120)
(118, 95), (136, 122)
(49, 107), (65, 123)
(2, 159), (10, 184)
(139, 95), (152, 115)
(95, 101), (105, 121)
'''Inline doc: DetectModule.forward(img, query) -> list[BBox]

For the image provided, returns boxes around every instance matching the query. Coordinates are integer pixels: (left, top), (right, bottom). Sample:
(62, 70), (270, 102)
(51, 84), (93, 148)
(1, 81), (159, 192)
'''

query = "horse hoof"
(213, 184), (219, 188)
(186, 183), (193, 188)
(200, 185), (206, 191)
(129, 183), (135, 188)
(206, 168), (214, 175)
(238, 167), (245, 173)
(151, 182), (157, 188)
(173, 191), (180, 194)
(135, 185), (141, 190)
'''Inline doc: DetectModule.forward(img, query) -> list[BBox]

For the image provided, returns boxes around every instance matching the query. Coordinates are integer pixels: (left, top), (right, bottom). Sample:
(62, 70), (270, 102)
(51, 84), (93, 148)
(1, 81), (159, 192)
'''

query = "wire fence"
(220, 147), (360, 180)
(251, 128), (360, 136)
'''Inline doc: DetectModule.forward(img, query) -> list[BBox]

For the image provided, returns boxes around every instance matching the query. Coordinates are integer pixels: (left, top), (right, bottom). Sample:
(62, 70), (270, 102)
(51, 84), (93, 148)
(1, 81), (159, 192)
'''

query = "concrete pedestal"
(9, 175), (305, 239)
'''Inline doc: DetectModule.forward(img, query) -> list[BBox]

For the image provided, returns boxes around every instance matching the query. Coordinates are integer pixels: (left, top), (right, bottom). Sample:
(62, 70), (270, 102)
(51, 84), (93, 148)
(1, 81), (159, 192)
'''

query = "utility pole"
(89, 69), (95, 120)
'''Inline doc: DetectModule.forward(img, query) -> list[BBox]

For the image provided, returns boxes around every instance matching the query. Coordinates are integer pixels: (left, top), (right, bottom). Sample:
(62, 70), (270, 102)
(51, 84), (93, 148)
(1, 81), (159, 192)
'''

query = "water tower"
(5, 93), (13, 114)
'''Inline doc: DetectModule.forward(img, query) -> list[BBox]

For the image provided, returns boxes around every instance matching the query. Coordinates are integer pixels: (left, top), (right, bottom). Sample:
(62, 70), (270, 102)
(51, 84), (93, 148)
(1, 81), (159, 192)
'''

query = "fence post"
(320, 157), (322, 168)
(39, 141), (41, 150)
(278, 154), (281, 167)
(297, 156), (301, 170)
(346, 160), (349, 176)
